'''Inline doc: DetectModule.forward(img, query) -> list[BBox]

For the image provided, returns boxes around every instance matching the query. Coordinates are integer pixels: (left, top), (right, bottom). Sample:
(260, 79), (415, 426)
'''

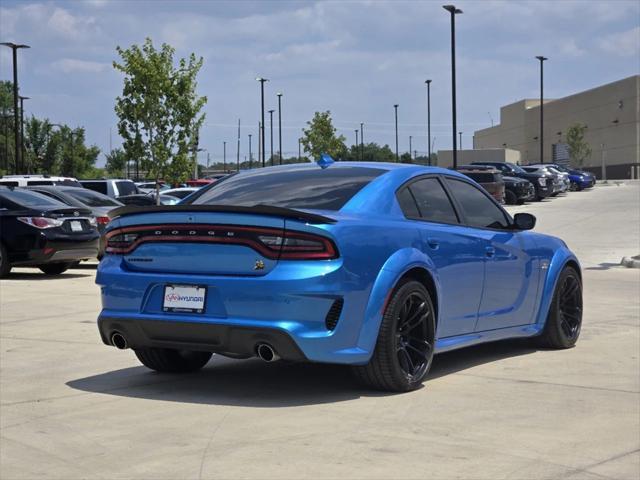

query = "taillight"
(96, 216), (110, 226)
(104, 224), (338, 260)
(17, 217), (64, 229)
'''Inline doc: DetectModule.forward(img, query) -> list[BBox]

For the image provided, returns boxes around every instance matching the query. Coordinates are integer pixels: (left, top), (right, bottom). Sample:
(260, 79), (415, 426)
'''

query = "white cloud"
(598, 26), (640, 57)
(47, 7), (98, 39)
(52, 58), (109, 73)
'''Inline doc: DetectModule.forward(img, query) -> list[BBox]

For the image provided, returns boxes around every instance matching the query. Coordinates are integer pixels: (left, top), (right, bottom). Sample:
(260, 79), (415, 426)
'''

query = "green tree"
(105, 148), (127, 176)
(0, 81), (16, 175)
(300, 111), (346, 161)
(566, 123), (592, 167)
(113, 38), (207, 201)
(24, 116), (52, 173)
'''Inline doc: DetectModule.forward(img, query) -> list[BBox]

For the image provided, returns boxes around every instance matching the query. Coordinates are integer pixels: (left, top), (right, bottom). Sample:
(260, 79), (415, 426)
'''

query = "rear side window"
(27, 181), (55, 186)
(396, 188), (420, 218)
(193, 167), (384, 211)
(65, 188), (121, 207)
(406, 178), (459, 224)
(0, 181), (19, 187)
(0, 189), (67, 208)
(445, 178), (509, 229)
(81, 181), (108, 194)
(116, 181), (138, 196)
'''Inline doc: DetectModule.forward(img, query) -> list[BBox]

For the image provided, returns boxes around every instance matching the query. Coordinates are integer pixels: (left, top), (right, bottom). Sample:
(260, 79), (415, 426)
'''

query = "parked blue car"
(96, 162), (583, 392)
(530, 163), (595, 191)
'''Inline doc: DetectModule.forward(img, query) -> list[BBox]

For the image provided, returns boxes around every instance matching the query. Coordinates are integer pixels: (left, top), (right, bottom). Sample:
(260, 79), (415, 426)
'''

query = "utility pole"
(355, 129), (359, 154)
(443, 5), (463, 170)
(394, 104), (399, 162)
(1, 42), (30, 174)
(425, 79), (432, 165)
(256, 77), (268, 167)
(248, 133), (253, 169)
(298, 138), (301, 161)
(268, 109), (274, 166)
(536, 56), (548, 164)
(277, 92), (283, 165)
(257, 121), (261, 167)
(360, 122), (364, 160)
(236, 118), (241, 172)
(19, 96), (28, 173)
(409, 135), (412, 161)
(223, 142), (226, 171)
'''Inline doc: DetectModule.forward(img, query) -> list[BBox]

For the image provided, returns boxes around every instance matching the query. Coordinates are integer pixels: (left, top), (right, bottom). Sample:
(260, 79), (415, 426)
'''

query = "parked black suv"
(503, 176), (536, 205)
(471, 161), (553, 201)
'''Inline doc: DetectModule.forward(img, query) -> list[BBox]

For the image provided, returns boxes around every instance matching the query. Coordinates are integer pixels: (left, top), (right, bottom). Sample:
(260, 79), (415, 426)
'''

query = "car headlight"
(537, 178), (546, 186)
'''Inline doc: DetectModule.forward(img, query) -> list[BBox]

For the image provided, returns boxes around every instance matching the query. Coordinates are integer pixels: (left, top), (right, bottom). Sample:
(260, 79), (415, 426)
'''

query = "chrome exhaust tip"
(111, 332), (128, 350)
(256, 343), (279, 362)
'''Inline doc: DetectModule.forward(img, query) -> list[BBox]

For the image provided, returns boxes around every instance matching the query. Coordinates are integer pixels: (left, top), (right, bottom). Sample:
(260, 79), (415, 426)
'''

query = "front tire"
(504, 189), (518, 205)
(39, 263), (72, 275)
(352, 280), (435, 392)
(538, 266), (582, 349)
(134, 348), (212, 373)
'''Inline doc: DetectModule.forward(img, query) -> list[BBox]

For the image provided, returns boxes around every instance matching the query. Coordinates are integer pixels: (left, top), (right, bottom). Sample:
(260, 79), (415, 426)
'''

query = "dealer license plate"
(163, 285), (207, 313)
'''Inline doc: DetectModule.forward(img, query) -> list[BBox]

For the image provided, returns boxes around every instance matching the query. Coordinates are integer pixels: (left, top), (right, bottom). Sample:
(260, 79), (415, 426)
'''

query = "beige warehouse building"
(472, 75), (639, 179)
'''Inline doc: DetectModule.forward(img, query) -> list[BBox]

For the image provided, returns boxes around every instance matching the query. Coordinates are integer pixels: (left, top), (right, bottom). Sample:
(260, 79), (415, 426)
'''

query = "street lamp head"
(276, 92), (283, 97)
(1, 42), (30, 49)
(19, 95), (29, 101)
(268, 109), (275, 114)
(255, 76), (269, 82)
(443, 5), (462, 14)
(535, 56), (548, 61)
(425, 79), (432, 85)
(394, 104), (399, 108)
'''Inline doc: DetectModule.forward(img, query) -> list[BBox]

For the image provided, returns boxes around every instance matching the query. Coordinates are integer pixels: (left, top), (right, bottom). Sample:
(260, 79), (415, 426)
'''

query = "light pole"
(298, 138), (301, 161)
(256, 77), (268, 167)
(19, 95), (29, 173)
(1, 42), (30, 174)
(443, 5), (462, 170)
(248, 133), (252, 169)
(425, 79), (432, 165)
(409, 135), (412, 160)
(535, 56), (548, 164)
(236, 118), (241, 172)
(268, 109), (274, 166)
(355, 129), (359, 156)
(223, 141), (226, 172)
(277, 92), (283, 165)
(459, 131), (462, 150)
(360, 122), (364, 160)
(394, 104), (399, 162)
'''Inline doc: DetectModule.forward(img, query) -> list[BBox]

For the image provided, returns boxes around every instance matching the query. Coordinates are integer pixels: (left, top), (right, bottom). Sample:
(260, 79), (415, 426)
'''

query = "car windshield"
(191, 167), (385, 211)
(116, 181), (138, 196)
(65, 188), (122, 207)
(509, 163), (527, 174)
(0, 189), (68, 209)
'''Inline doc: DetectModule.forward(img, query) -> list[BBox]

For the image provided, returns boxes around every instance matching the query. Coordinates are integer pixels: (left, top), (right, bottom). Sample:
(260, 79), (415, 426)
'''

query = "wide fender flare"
(535, 247), (581, 327)
(355, 247), (441, 357)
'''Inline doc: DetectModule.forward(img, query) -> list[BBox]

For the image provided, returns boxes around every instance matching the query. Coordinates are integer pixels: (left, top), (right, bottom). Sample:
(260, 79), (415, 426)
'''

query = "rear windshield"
(192, 167), (385, 210)
(0, 189), (68, 209)
(81, 181), (108, 194)
(65, 188), (121, 207)
(461, 172), (499, 183)
(116, 181), (138, 196)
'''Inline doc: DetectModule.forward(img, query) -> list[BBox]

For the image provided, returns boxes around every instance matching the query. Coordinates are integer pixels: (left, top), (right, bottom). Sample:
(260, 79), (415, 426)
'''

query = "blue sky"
(1, 0), (638, 166)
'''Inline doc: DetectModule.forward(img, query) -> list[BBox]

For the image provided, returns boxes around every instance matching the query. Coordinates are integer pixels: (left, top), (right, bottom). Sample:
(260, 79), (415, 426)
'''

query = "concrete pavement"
(1, 183), (638, 479)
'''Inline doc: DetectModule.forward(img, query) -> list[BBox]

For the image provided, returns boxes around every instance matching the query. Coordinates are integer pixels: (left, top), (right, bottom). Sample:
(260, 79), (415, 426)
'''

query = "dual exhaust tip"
(111, 332), (279, 363)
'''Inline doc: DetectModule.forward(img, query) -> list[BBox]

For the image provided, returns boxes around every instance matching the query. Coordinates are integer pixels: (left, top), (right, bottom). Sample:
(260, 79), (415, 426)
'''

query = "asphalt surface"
(1, 182), (639, 480)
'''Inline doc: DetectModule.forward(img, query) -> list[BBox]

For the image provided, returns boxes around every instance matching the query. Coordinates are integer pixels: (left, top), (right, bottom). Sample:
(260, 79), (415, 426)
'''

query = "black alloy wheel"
(352, 280), (435, 392)
(538, 266), (583, 349)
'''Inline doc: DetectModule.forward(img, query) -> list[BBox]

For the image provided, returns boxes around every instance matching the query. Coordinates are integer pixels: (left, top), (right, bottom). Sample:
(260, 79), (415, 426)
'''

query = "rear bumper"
(10, 237), (99, 266)
(98, 316), (307, 361)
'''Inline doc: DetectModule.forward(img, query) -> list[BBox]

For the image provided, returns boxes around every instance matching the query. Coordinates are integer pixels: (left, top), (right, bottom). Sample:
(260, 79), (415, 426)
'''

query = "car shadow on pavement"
(2, 271), (94, 280)
(67, 339), (536, 407)
(584, 262), (621, 271)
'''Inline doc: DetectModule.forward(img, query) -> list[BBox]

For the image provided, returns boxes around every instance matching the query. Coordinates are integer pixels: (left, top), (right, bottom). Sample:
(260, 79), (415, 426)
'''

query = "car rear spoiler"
(107, 204), (337, 224)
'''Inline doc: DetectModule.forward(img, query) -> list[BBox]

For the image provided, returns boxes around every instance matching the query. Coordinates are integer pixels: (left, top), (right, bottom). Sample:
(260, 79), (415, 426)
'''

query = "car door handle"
(426, 238), (440, 250)
(485, 246), (496, 258)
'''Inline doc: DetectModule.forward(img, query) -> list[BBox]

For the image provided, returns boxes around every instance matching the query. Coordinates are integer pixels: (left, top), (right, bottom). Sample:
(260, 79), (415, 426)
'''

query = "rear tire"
(352, 280), (435, 392)
(504, 190), (518, 205)
(0, 243), (11, 278)
(134, 348), (212, 373)
(537, 266), (582, 349)
(39, 263), (71, 275)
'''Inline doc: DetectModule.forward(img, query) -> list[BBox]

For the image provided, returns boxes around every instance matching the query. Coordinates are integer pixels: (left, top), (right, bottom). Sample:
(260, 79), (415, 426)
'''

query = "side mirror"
(513, 213), (536, 230)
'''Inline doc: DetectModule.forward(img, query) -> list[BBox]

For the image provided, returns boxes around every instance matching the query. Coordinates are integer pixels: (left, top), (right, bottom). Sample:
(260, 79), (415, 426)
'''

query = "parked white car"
(0, 175), (82, 188)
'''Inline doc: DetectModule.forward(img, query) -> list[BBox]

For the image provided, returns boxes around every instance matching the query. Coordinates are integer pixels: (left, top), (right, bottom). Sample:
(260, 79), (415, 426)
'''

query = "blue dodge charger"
(96, 161), (582, 392)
